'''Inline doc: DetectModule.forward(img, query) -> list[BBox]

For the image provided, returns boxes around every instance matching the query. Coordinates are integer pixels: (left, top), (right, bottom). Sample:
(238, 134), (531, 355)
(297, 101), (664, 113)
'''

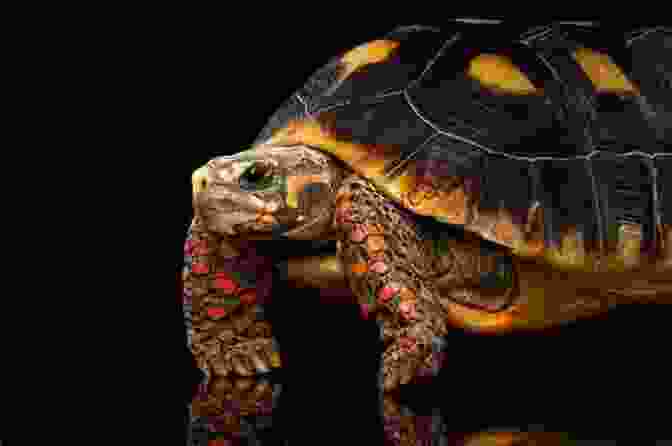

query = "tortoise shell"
(252, 22), (671, 272)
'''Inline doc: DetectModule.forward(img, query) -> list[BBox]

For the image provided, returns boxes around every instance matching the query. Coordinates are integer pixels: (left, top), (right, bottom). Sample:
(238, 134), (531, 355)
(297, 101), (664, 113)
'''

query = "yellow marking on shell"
(415, 188), (469, 225)
(469, 204), (639, 274)
(539, 223), (666, 273)
(544, 227), (589, 270)
(572, 47), (638, 93)
(339, 39), (400, 81)
(285, 174), (326, 209)
(381, 169), (414, 197)
(376, 170), (470, 224)
(509, 206), (596, 272)
(266, 119), (393, 178)
(467, 53), (539, 94)
(618, 223), (642, 268)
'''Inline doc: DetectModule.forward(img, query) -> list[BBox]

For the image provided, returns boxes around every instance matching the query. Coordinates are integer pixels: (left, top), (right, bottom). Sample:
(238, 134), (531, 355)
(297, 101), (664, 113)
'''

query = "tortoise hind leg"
(334, 174), (450, 392)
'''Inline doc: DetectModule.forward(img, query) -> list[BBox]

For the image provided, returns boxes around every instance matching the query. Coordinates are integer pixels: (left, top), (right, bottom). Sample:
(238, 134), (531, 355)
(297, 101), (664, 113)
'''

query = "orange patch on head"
(339, 39), (400, 81)
(256, 213), (277, 225)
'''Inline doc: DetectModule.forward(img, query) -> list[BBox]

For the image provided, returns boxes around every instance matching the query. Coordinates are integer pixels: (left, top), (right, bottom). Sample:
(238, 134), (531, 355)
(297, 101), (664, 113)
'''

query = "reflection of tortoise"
(186, 22), (671, 445)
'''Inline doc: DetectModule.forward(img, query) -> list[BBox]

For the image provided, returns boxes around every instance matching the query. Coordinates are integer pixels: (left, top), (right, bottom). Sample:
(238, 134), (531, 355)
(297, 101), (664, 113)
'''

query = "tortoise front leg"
(183, 218), (282, 443)
(334, 174), (450, 392)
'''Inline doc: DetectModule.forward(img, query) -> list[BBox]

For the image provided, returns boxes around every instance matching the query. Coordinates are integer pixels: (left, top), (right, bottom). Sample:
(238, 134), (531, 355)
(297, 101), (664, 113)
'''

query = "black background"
(146, 14), (672, 444)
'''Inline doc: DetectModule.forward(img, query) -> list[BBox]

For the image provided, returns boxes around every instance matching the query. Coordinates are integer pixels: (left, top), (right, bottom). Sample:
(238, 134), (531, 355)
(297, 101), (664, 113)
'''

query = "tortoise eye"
(239, 162), (276, 191)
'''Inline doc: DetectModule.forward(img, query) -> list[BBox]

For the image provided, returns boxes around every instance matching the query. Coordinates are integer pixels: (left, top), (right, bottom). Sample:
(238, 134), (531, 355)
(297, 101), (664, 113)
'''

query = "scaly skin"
(335, 174), (453, 392)
(183, 218), (281, 443)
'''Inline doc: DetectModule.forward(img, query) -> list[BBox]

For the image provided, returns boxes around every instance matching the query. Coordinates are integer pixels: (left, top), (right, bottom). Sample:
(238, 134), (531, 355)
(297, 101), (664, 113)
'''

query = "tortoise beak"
(191, 164), (209, 198)
(191, 162), (266, 236)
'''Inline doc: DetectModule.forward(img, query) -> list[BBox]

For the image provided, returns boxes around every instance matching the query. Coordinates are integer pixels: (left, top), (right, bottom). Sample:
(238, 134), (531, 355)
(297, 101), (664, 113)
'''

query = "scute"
(531, 159), (604, 253)
(477, 155), (534, 225)
(627, 27), (672, 143)
(591, 153), (659, 254)
(253, 94), (306, 148)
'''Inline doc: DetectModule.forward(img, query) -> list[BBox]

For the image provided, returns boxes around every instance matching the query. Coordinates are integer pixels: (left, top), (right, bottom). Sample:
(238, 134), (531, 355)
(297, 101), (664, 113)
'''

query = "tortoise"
(184, 21), (671, 445)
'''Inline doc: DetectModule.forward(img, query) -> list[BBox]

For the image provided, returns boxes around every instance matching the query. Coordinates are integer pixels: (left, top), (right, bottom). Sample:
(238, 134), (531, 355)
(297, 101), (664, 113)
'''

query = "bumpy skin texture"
(335, 175), (451, 391)
(183, 217), (282, 444)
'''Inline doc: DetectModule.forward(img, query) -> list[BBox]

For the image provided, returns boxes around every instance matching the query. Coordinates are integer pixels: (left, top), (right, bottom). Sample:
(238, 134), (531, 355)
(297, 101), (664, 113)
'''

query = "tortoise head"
(192, 145), (346, 240)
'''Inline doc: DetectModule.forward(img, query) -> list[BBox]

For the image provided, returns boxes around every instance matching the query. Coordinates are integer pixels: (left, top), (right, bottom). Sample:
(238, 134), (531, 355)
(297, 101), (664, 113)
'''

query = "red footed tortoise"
(185, 21), (671, 446)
